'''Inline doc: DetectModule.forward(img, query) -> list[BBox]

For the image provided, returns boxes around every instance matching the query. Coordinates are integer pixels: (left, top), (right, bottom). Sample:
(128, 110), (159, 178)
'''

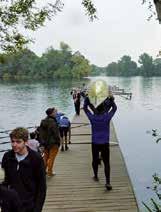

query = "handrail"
(0, 141), (10, 145)
(0, 126), (36, 134)
(0, 123), (89, 134)
(0, 136), (10, 139)
(0, 123), (91, 155)
(0, 149), (10, 153)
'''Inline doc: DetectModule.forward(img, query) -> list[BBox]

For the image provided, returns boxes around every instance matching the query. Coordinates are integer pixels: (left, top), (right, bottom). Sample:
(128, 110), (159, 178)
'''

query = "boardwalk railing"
(0, 110), (139, 211)
(0, 123), (90, 154)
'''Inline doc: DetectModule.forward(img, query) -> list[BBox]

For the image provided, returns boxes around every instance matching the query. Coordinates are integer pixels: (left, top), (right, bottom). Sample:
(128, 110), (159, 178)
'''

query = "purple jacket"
(83, 100), (117, 144)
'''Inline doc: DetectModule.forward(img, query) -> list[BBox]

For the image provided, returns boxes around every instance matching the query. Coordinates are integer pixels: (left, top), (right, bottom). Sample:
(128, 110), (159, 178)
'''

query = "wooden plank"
(42, 109), (139, 211)
(0, 109), (139, 212)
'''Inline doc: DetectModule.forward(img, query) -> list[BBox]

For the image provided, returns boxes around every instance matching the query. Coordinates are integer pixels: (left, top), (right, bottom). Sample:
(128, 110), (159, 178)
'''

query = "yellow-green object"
(88, 80), (109, 98)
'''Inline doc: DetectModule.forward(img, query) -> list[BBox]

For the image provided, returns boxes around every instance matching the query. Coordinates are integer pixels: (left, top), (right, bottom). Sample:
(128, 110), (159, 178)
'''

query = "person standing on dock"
(55, 110), (71, 146)
(1, 127), (46, 212)
(80, 83), (88, 98)
(83, 96), (117, 190)
(59, 115), (71, 151)
(39, 107), (61, 176)
(71, 89), (81, 115)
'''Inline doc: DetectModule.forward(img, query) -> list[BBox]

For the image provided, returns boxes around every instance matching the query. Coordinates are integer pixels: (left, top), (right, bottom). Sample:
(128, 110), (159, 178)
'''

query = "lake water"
(0, 76), (161, 211)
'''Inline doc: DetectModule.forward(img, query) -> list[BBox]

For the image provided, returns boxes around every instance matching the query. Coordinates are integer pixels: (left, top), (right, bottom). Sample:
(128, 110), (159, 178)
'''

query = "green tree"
(90, 65), (105, 76)
(0, 0), (97, 52)
(118, 55), (138, 76)
(138, 53), (154, 76)
(0, 48), (39, 79)
(60, 42), (71, 53)
(106, 56), (138, 76)
(0, 0), (64, 52)
(0, 42), (93, 79)
(59, 42), (73, 68)
(41, 47), (63, 77)
(153, 58), (161, 76)
(106, 62), (119, 76)
(71, 52), (91, 78)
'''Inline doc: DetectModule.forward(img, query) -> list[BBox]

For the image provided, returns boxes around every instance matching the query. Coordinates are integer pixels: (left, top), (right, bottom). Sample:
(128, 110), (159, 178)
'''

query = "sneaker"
(61, 146), (64, 151)
(68, 141), (71, 144)
(105, 184), (112, 190)
(47, 172), (56, 177)
(93, 176), (99, 182)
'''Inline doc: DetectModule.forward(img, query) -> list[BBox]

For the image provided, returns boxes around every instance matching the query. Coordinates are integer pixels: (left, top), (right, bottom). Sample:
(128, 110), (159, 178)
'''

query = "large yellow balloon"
(88, 80), (109, 98)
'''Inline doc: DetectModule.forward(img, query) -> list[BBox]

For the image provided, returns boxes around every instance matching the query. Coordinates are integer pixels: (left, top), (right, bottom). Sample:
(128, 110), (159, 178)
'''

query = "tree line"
(0, 46), (161, 79)
(91, 53), (161, 77)
(0, 42), (91, 80)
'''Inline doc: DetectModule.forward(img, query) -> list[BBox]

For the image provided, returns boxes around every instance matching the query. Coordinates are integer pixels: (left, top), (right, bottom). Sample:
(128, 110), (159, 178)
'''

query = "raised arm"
(106, 100), (117, 120)
(83, 97), (94, 120)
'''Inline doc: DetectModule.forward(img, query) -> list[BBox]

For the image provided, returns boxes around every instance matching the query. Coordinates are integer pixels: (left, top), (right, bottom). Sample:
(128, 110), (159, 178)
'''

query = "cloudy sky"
(29, 0), (161, 67)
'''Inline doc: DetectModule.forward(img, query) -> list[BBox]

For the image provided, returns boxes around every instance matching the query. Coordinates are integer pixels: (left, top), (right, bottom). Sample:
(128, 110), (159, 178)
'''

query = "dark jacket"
(83, 98), (117, 144)
(39, 116), (60, 149)
(1, 148), (46, 212)
(0, 184), (21, 212)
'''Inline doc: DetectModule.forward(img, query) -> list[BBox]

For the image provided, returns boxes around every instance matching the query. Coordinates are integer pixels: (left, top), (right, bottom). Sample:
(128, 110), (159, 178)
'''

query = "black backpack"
(36, 121), (48, 147)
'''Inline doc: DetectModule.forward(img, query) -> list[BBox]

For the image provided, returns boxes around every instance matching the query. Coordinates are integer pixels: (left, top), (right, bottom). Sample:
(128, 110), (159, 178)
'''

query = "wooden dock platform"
(43, 110), (138, 212)
(0, 109), (138, 211)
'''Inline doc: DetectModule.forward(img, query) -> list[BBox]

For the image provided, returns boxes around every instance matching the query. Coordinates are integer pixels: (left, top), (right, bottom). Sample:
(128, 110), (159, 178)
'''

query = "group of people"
(0, 86), (117, 212)
(0, 108), (71, 212)
(71, 88), (81, 115)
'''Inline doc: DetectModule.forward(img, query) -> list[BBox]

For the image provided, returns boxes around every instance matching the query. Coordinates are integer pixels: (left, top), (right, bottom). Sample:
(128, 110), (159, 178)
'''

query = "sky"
(29, 0), (161, 67)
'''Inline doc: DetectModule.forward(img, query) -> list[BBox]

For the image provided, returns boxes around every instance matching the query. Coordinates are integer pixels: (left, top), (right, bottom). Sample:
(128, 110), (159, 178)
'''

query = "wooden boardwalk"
(43, 110), (139, 212)
(0, 109), (138, 211)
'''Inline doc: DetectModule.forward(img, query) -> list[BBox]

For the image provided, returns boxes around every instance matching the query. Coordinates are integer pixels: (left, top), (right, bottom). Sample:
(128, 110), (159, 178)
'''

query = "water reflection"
(0, 78), (90, 130)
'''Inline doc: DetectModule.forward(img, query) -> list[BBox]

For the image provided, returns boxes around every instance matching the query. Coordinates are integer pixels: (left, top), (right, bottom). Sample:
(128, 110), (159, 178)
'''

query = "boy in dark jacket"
(1, 127), (46, 212)
(39, 107), (60, 176)
(83, 96), (117, 190)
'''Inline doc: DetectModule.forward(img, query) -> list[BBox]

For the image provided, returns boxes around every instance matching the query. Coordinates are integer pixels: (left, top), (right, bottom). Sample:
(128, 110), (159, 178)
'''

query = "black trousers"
(92, 143), (110, 184)
(59, 127), (69, 138)
(74, 102), (80, 115)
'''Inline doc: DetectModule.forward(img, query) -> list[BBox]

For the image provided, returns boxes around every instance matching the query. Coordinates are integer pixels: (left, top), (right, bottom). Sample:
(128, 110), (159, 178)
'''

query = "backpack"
(37, 119), (49, 146)
(59, 116), (70, 128)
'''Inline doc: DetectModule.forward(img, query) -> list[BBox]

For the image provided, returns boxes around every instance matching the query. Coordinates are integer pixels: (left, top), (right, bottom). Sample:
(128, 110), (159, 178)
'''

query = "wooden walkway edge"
(0, 109), (139, 211)
(43, 110), (139, 212)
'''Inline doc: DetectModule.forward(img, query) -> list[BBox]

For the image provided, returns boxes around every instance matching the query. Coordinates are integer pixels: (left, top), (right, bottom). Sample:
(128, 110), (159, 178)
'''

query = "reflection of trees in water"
(114, 77), (133, 90)
(0, 78), (91, 131)
(139, 77), (161, 107)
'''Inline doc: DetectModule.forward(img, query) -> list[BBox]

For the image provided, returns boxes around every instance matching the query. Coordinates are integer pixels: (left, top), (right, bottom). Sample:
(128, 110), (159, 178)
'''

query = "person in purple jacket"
(83, 96), (117, 190)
